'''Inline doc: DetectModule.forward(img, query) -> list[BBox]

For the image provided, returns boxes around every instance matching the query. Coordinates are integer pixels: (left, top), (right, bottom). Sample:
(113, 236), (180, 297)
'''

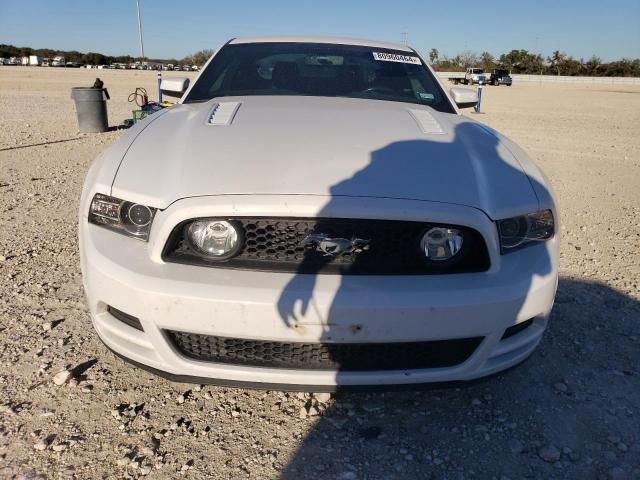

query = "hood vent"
(207, 102), (241, 126)
(409, 109), (444, 135)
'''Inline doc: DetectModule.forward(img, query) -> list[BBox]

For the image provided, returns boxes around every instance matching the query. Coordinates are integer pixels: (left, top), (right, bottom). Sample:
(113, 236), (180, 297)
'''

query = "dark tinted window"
(186, 43), (454, 113)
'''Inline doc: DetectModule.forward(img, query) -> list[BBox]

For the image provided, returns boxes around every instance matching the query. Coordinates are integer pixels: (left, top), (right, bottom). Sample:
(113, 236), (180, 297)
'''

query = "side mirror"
(160, 77), (190, 98)
(450, 87), (478, 109)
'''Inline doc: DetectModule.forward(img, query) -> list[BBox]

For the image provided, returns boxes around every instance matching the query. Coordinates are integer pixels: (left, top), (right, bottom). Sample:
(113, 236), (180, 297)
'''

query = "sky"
(1, 0), (639, 61)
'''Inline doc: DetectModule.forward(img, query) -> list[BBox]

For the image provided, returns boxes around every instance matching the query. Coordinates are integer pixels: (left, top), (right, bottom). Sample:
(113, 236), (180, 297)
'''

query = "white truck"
(463, 68), (486, 85)
(52, 56), (66, 67)
(29, 55), (42, 66)
(447, 68), (487, 85)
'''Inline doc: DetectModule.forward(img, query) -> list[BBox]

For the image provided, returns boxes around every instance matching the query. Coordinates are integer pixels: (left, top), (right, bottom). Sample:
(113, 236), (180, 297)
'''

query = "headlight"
(497, 210), (554, 253)
(186, 220), (242, 259)
(88, 193), (156, 241)
(420, 227), (465, 262)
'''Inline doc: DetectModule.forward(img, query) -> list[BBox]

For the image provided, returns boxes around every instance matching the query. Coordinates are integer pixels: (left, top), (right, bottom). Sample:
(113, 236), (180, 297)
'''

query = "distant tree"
(433, 54), (464, 71)
(480, 51), (495, 71)
(459, 51), (480, 69)
(187, 49), (215, 66)
(429, 48), (439, 64)
(584, 55), (602, 76)
(498, 49), (544, 74)
(547, 50), (567, 75)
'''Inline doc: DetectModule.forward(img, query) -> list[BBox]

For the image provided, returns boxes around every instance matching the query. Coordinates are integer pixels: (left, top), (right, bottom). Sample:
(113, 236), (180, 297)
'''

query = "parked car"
(489, 68), (512, 86)
(52, 56), (66, 67)
(464, 68), (486, 85)
(80, 36), (558, 390)
(182, 65), (192, 72)
(173, 65), (181, 71)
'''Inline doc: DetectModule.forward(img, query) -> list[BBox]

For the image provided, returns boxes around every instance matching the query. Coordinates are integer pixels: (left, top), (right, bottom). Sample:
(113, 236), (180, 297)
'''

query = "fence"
(436, 72), (640, 86)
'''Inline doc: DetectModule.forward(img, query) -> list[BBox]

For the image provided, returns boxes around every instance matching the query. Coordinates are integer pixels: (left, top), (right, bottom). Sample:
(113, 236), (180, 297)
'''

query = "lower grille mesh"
(166, 331), (483, 371)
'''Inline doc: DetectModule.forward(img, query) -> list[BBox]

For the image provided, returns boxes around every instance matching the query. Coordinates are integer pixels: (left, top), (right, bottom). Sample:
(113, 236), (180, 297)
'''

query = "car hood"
(111, 96), (539, 218)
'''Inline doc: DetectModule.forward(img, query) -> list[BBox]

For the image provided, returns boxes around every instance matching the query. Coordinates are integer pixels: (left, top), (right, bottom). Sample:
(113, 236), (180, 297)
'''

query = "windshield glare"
(186, 43), (454, 112)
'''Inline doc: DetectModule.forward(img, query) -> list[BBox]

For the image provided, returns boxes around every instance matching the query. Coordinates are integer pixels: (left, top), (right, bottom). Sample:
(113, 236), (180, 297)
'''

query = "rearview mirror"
(450, 87), (478, 109)
(160, 77), (190, 98)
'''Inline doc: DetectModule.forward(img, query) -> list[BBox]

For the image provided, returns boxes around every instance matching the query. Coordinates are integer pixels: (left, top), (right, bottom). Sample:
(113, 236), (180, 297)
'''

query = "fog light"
(421, 227), (464, 261)
(187, 220), (241, 258)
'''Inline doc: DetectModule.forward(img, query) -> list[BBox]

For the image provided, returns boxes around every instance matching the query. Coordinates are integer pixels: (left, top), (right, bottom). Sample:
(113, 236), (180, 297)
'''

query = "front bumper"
(80, 195), (558, 389)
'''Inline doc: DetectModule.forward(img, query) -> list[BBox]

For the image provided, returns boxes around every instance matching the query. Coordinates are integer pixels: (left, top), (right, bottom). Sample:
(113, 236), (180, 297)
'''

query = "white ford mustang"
(79, 36), (558, 390)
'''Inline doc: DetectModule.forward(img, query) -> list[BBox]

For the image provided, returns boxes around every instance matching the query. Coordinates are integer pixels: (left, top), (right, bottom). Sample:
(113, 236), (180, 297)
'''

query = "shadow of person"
(275, 120), (568, 478)
(279, 279), (640, 479)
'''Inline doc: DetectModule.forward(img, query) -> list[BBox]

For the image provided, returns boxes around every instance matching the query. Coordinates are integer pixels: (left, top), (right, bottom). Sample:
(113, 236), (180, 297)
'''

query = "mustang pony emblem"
(300, 234), (371, 256)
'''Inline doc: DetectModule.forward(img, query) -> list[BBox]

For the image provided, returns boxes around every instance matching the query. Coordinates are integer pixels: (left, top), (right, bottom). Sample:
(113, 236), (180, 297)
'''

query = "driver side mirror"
(450, 87), (478, 109)
(160, 77), (190, 98)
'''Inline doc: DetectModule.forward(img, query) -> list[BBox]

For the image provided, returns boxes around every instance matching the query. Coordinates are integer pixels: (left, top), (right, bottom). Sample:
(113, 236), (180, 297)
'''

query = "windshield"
(471, 69), (484, 74)
(185, 42), (454, 113)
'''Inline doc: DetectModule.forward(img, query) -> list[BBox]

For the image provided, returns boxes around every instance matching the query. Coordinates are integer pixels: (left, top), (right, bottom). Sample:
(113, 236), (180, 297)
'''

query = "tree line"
(2, 43), (639, 77)
(428, 48), (640, 77)
(0, 44), (188, 66)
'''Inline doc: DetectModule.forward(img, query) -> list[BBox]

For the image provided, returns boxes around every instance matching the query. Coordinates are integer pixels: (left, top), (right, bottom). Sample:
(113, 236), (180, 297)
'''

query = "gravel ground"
(1, 67), (639, 479)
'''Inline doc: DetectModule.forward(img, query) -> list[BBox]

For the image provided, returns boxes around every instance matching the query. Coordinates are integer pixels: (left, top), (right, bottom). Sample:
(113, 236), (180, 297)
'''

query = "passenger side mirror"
(160, 77), (190, 98)
(450, 87), (478, 109)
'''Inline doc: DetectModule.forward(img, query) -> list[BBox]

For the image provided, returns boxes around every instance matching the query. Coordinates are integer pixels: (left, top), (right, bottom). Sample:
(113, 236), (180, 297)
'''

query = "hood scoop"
(408, 109), (444, 134)
(206, 101), (241, 126)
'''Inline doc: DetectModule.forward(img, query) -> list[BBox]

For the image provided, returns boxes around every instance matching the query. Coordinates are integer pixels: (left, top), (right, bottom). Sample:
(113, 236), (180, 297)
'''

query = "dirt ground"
(1, 66), (639, 479)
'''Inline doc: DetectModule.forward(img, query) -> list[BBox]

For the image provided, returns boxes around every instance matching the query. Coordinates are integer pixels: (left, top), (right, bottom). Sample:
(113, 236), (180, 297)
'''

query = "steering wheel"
(361, 86), (396, 95)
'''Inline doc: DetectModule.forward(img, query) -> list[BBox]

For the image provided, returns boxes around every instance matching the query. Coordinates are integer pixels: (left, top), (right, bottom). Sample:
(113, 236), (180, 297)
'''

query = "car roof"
(229, 36), (413, 52)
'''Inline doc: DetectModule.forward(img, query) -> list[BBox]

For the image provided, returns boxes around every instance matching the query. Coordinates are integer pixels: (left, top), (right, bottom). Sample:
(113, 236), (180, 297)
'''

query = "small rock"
(52, 443), (67, 452)
(140, 466), (152, 475)
(176, 394), (185, 404)
(42, 322), (53, 332)
(509, 440), (524, 454)
(33, 439), (48, 451)
(298, 407), (307, 419)
(337, 472), (357, 480)
(1, 404), (16, 416)
(608, 467), (628, 480)
(554, 382), (568, 393)
(307, 406), (319, 416)
(53, 369), (72, 386)
(314, 392), (332, 403)
(538, 445), (561, 463)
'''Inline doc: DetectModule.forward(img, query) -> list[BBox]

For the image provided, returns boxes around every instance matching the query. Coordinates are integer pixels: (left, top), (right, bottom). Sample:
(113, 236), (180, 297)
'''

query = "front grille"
(162, 217), (490, 275)
(166, 331), (483, 371)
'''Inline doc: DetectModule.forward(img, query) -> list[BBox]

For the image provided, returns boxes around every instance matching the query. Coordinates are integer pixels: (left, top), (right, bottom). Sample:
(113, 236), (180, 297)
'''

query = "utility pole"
(136, 0), (145, 61)
(401, 32), (408, 45)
